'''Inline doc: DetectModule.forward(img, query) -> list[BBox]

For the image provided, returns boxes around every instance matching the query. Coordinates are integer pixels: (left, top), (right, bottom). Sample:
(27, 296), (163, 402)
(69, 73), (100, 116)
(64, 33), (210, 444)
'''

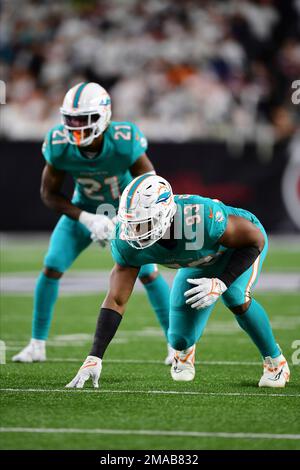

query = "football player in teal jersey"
(13, 83), (174, 365)
(67, 174), (290, 389)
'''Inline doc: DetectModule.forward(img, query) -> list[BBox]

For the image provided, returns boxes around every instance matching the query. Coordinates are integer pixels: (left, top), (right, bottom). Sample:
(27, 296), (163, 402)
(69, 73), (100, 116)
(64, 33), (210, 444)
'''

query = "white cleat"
(12, 339), (46, 363)
(171, 345), (196, 382)
(164, 344), (176, 366)
(258, 354), (290, 388)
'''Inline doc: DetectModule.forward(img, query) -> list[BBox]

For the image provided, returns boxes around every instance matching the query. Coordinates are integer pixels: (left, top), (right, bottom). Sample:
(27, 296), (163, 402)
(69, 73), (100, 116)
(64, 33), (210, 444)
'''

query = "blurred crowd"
(1, 0), (300, 142)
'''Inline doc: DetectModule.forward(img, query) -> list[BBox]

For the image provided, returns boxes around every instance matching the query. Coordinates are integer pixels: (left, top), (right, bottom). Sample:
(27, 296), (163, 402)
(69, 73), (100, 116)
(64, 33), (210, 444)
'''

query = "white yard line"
(0, 427), (299, 440)
(31, 358), (262, 365)
(0, 388), (299, 398)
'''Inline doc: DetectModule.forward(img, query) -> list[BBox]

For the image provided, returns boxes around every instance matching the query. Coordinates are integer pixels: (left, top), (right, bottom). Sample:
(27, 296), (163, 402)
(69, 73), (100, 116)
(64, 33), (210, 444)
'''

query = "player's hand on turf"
(184, 278), (227, 309)
(65, 356), (102, 389)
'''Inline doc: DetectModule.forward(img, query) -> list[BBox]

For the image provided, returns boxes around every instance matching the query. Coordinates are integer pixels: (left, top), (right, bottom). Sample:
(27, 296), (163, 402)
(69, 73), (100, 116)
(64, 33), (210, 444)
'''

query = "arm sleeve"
(219, 246), (261, 287)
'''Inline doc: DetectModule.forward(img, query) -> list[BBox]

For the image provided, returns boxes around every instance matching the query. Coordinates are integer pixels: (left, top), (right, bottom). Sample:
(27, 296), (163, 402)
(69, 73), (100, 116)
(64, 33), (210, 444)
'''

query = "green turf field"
(0, 238), (300, 450)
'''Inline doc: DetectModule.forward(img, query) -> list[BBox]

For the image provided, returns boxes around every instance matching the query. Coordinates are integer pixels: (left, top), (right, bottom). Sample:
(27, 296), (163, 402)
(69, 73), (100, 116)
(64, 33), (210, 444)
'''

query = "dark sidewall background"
(1, 139), (299, 233)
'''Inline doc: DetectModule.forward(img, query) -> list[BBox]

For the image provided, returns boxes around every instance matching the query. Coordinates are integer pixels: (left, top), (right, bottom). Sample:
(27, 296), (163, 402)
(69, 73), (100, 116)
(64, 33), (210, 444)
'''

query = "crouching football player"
(66, 174), (290, 389)
(13, 83), (174, 365)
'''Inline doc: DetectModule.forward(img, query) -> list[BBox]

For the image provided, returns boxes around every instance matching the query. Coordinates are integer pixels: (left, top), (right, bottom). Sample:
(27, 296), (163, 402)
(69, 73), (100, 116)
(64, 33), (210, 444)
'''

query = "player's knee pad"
(139, 272), (159, 285)
(44, 251), (67, 273)
(222, 285), (246, 310)
(167, 333), (194, 351)
(228, 300), (252, 316)
(43, 267), (63, 279)
(138, 264), (158, 280)
(44, 215), (92, 273)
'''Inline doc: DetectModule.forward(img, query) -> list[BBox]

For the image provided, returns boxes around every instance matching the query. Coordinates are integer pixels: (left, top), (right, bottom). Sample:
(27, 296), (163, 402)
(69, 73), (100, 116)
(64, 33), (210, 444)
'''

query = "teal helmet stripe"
(126, 174), (152, 211)
(73, 82), (88, 108)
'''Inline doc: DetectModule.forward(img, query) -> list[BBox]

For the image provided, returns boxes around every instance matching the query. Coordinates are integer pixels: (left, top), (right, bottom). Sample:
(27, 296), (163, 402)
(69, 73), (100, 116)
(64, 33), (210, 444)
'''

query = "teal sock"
(234, 299), (280, 358)
(32, 272), (60, 340)
(143, 274), (170, 338)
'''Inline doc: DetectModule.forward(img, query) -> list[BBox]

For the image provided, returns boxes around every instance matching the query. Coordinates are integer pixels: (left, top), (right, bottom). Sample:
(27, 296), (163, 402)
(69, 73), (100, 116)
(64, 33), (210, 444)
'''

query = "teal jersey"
(111, 195), (264, 269)
(42, 121), (148, 210)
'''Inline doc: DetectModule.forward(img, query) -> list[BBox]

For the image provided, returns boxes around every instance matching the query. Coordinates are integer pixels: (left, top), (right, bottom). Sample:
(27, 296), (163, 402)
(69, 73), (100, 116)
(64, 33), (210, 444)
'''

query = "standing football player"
(13, 83), (174, 365)
(67, 174), (290, 389)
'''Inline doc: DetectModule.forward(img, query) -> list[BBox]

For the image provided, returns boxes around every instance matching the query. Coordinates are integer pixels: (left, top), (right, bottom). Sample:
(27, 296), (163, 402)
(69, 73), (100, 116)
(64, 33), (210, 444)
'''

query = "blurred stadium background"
(1, 0), (300, 231)
(0, 0), (300, 451)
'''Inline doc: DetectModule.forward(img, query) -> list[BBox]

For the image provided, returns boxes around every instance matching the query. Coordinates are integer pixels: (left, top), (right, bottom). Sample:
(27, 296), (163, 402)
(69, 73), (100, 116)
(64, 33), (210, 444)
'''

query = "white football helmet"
(118, 174), (177, 249)
(60, 82), (112, 147)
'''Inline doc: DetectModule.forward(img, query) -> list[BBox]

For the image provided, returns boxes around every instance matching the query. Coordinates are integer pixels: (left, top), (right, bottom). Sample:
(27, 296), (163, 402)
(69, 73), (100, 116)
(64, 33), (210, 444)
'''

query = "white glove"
(65, 355), (102, 389)
(184, 278), (227, 309)
(79, 211), (116, 244)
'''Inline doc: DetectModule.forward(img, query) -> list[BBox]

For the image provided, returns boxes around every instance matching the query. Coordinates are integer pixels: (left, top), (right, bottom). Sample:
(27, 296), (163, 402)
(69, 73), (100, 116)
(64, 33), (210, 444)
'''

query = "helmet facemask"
(60, 111), (107, 147)
(120, 205), (177, 250)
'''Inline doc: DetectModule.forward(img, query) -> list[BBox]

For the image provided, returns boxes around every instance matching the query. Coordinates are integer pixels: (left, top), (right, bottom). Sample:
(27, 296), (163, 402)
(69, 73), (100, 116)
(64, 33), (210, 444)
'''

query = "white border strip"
(0, 427), (299, 440)
(0, 388), (299, 398)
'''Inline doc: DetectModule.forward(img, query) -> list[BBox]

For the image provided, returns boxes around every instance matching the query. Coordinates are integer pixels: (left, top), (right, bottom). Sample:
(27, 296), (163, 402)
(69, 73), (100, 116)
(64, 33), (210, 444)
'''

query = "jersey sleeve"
(111, 224), (142, 267)
(129, 123), (148, 165)
(41, 126), (67, 168)
(110, 239), (129, 267)
(204, 199), (228, 246)
(41, 129), (53, 165)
